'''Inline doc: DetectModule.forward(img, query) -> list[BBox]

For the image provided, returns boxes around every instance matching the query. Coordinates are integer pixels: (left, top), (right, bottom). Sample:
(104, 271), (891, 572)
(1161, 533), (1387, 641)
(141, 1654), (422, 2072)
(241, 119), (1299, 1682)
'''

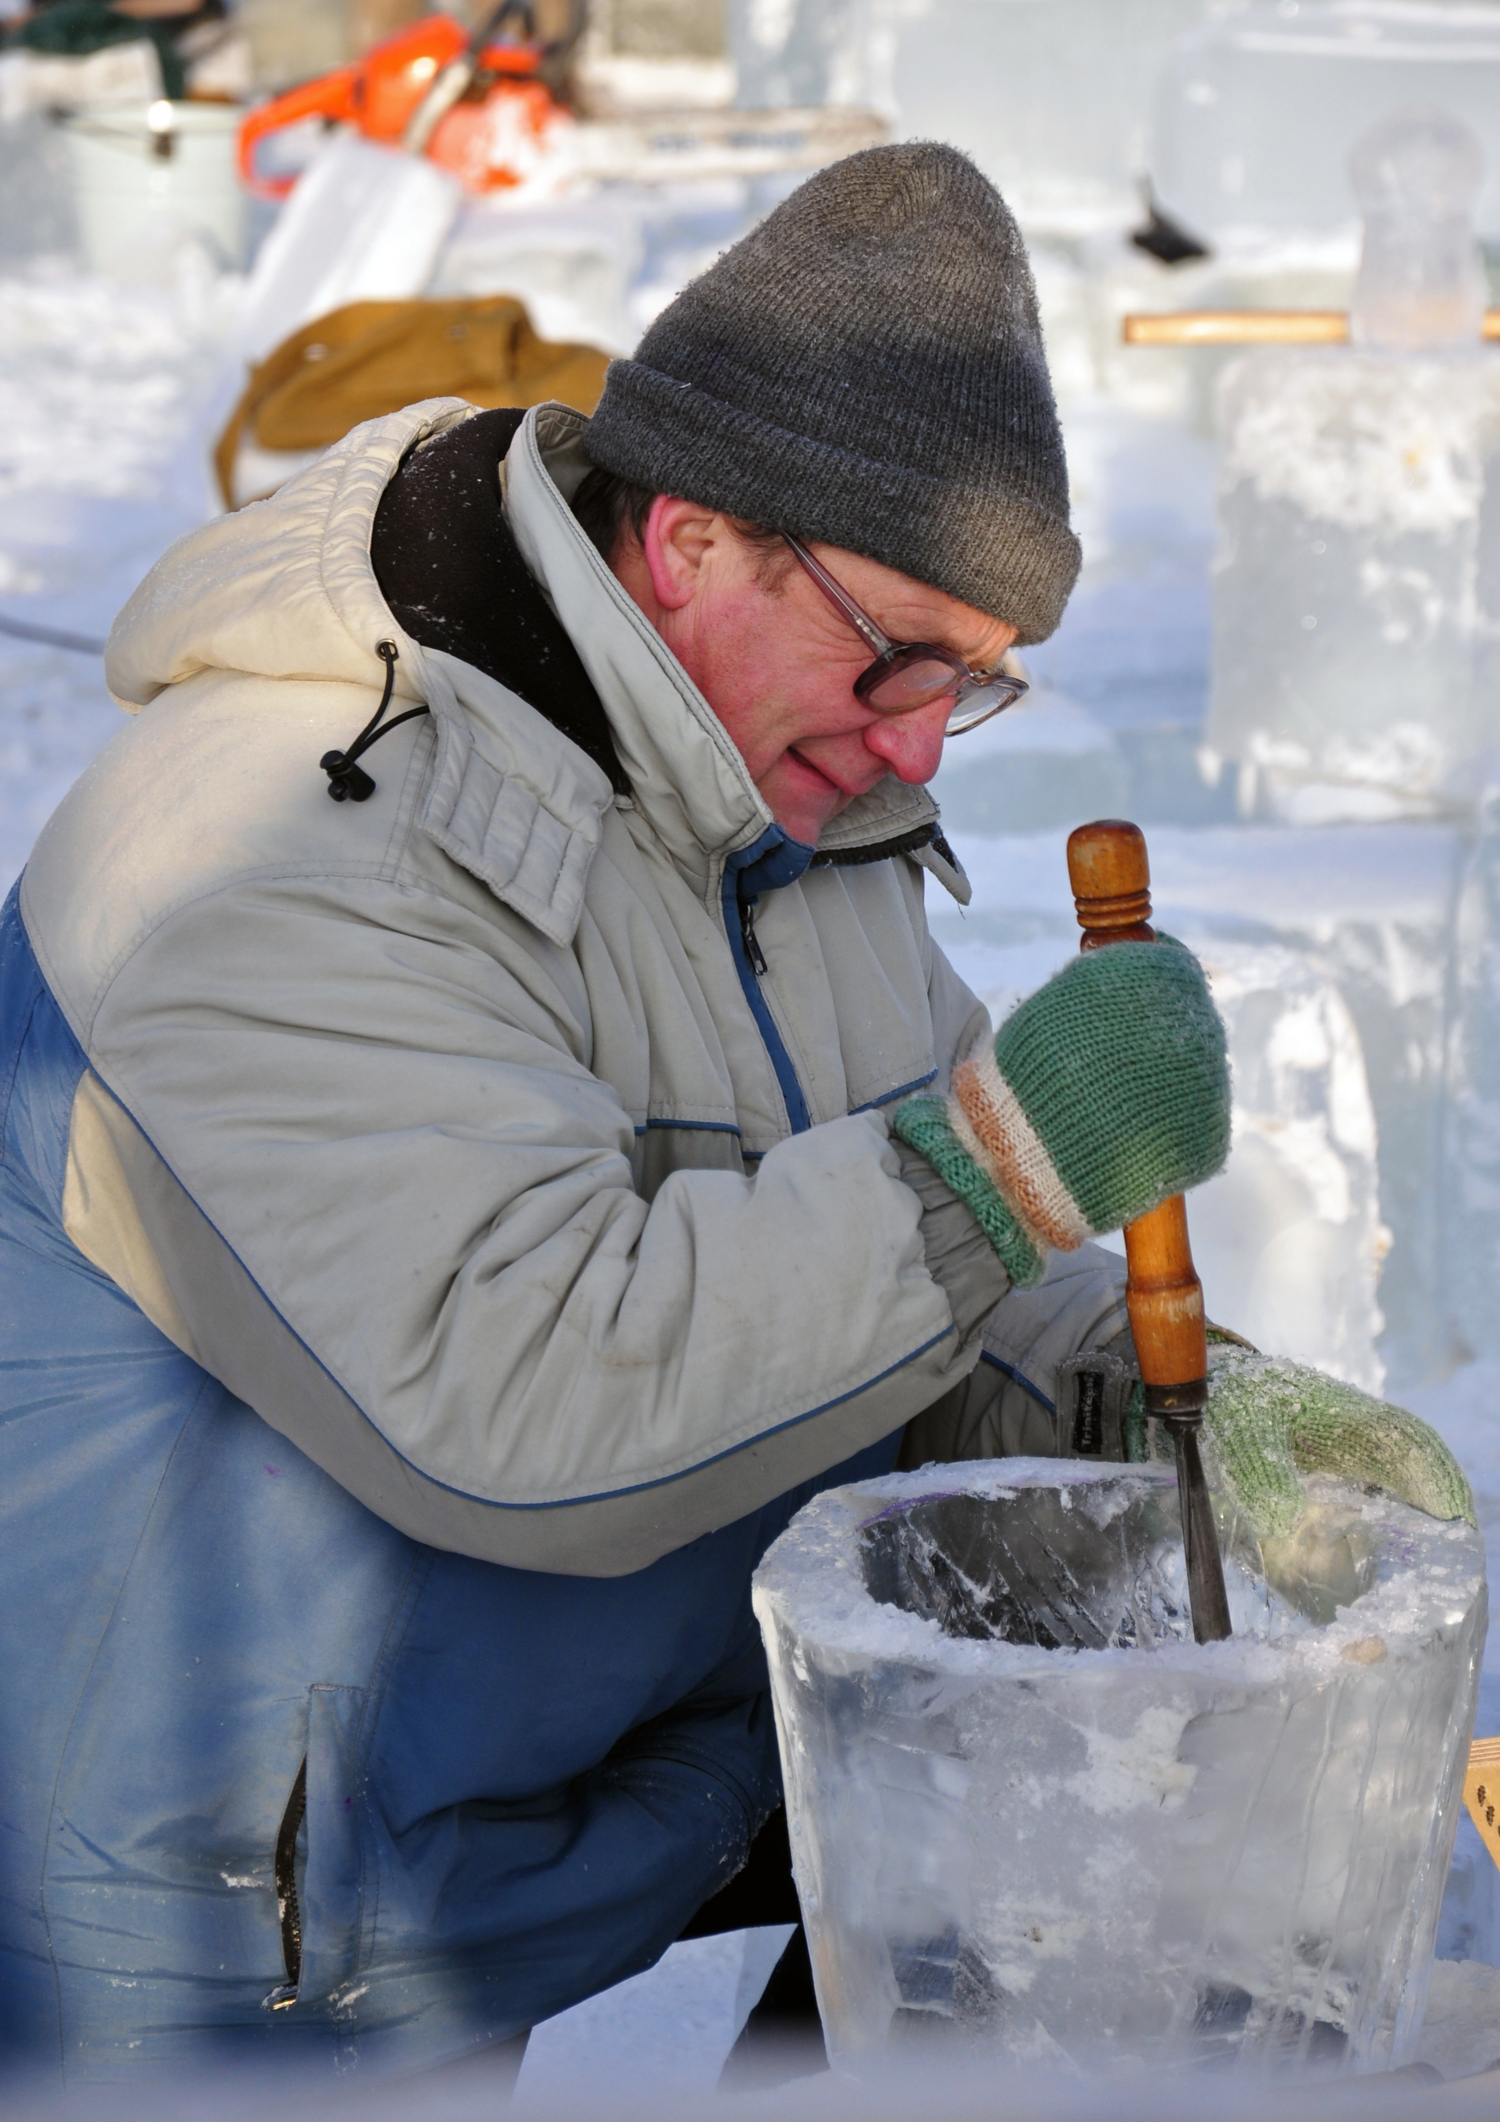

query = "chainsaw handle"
(236, 11), (548, 197)
(1065, 819), (1208, 1395)
(238, 70), (357, 198)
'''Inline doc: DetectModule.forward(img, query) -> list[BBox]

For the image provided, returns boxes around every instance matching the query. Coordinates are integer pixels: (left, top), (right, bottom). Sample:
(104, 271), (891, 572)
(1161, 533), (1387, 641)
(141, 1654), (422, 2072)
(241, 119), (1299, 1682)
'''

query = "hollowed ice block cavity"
(752, 1461), (1485, 2074)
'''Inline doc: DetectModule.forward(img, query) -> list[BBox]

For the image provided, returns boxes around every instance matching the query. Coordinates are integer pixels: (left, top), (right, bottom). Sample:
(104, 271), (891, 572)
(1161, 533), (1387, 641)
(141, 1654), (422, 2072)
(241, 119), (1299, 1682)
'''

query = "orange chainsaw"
(238, 0), (577, 200)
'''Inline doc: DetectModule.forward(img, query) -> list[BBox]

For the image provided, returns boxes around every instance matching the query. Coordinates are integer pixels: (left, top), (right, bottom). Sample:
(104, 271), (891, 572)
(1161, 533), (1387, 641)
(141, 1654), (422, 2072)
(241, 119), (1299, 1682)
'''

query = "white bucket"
(62, 101), (247, 275)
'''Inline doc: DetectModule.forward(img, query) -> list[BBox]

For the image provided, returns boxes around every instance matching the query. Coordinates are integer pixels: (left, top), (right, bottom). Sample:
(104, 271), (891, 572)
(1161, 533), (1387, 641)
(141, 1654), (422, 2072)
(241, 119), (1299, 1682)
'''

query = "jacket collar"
(502, 403), (950, 909)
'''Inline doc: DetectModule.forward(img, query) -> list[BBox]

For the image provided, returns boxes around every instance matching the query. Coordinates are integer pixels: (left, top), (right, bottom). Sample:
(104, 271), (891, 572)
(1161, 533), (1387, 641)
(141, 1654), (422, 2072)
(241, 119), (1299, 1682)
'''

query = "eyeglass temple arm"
(787, 534), (1029, 696)
(782, 534), (894, 662)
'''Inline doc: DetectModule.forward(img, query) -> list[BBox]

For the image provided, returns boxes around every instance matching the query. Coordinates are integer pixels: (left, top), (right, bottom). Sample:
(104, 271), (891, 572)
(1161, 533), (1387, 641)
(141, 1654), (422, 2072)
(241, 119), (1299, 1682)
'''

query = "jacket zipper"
(264, 1756), (307, 2012)
(739, 895), (768, 976)
(722, 875), (811, 1135)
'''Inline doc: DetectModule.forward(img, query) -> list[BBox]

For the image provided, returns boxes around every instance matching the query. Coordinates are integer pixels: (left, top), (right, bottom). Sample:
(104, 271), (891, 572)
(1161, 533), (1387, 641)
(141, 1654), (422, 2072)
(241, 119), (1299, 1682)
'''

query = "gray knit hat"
(582, 142), (1080, 643)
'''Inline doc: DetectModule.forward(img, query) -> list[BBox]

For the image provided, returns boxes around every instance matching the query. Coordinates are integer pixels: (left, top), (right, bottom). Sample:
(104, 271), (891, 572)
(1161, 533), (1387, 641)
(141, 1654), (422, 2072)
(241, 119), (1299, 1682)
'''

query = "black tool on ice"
(1130, 182), (1211, 266)
(320, 640), (429, 802)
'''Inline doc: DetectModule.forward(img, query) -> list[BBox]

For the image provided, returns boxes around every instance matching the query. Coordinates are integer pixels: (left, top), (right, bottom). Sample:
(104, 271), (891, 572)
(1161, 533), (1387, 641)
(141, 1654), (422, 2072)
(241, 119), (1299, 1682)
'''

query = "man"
(0, 144), (1467, 2080)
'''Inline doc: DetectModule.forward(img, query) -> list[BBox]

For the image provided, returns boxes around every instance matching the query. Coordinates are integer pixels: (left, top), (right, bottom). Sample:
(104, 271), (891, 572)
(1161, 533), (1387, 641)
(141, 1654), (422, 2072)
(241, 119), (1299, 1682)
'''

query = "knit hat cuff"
(585, 358), (1082, 644)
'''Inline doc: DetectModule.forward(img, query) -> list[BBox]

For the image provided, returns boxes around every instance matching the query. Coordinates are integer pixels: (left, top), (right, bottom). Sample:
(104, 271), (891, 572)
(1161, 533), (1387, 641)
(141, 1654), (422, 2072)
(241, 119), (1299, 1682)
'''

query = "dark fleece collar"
(368, 406), (946, 875)
(370, 408), (631, 796)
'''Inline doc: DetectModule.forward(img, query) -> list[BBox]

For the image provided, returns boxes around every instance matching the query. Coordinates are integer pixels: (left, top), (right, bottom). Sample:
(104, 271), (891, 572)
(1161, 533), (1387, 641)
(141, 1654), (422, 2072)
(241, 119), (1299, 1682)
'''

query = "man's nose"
(861, 698), (951, 785)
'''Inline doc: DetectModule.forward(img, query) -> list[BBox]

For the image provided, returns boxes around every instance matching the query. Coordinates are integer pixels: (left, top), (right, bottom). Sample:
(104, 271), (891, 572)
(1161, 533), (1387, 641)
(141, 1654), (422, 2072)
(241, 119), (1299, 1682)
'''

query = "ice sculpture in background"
(733, 0), (1210, 236)
(1204, 107), (1500, 825)
(1349, 106), (1488, 353)
(1152, 2), (1500, 245)
(731, 0), (885, 114)
(755, 1460), (1485, 2073)
(1184, 939), (1386, 1391)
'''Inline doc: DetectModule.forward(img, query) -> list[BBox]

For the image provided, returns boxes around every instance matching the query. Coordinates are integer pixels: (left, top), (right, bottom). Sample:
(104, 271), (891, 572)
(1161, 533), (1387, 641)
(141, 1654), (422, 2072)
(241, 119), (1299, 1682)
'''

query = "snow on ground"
(516, 1924), (793, 2102)
(0, 260), (235, 886)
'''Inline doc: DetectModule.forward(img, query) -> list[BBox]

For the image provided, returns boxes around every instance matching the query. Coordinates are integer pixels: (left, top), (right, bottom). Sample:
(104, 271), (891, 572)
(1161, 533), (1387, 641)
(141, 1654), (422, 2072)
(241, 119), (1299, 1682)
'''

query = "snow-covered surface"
(515, 1925), (794, 2101)
(0, 263), (232, 883)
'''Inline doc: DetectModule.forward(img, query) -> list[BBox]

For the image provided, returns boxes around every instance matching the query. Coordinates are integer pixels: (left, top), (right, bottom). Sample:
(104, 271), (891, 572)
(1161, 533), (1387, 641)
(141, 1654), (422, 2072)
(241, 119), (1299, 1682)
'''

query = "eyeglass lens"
(859, 650), (969, 714)
(860, 654), (1026, 733)
(783, 532), (1026, 734)
(946, 682), (1017, 734)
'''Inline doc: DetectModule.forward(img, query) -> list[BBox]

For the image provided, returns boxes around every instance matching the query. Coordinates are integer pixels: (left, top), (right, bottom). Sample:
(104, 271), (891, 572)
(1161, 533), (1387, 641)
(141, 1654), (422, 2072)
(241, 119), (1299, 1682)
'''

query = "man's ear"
(641, 495), (726, 612)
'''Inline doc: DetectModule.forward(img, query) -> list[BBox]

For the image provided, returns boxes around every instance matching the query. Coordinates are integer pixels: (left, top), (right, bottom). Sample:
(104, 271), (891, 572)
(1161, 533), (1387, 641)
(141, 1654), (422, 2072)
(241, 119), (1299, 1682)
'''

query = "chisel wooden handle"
(1068, 821), (1207, 1393)
(1066, 820), (1231, 1643)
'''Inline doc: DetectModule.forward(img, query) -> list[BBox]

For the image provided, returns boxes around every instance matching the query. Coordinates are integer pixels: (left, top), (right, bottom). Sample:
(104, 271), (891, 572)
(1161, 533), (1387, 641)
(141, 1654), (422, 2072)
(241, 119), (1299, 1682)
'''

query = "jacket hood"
(105, 398), (949, 916)
(505, 403), (943, 897)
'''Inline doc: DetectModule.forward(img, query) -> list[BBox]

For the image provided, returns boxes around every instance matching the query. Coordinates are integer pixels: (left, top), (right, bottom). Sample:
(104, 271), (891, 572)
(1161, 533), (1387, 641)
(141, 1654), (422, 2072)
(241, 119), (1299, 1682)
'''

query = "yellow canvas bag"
(215, 295), (610, 508)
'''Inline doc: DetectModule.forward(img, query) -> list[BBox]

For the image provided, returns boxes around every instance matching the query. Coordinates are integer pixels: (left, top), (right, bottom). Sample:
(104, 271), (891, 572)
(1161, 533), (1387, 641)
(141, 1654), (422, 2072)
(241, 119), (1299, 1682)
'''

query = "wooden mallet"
(1066, 819), (1232, 1645)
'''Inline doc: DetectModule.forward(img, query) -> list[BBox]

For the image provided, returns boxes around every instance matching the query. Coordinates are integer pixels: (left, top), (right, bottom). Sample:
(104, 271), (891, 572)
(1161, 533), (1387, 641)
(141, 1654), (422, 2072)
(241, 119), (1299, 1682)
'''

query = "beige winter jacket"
(21, 398), (1126, 1576)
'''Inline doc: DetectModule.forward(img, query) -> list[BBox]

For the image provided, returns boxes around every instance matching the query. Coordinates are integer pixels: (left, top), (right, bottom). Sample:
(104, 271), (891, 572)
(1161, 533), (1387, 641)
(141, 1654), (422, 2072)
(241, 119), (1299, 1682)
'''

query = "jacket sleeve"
(923, 928), (991, 1089)
(40, 872), (981, 1577)
(910, 930), (1134, 1458)
(899, 1242), (1132, 1466)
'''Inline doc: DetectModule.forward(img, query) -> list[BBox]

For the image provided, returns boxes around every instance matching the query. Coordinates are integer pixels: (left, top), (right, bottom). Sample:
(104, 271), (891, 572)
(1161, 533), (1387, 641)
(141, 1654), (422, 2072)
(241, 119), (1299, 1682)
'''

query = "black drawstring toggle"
(320, 753), (376, 804)
(321, 640), (429, 802)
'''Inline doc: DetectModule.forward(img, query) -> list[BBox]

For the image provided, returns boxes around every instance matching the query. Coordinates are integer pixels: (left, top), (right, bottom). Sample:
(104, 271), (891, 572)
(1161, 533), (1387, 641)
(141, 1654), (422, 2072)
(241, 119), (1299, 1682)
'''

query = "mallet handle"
(1065, 819), (1231, 1643)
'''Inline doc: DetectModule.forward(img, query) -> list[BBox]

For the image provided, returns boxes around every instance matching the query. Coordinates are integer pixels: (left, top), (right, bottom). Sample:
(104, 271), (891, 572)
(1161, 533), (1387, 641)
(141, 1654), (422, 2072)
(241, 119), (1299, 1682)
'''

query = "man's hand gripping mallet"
(1065, 820), (1231, 1643)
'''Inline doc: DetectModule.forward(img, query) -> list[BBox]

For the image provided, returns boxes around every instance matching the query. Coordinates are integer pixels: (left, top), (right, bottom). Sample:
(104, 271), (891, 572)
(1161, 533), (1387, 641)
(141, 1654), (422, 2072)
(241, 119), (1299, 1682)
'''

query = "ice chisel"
(1066, 819), (1232, 1644)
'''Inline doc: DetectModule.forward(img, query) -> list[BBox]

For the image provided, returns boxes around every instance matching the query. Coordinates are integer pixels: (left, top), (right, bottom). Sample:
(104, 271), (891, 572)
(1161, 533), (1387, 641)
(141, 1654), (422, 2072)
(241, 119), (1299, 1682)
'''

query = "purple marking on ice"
(858, 1491), (965, 1530)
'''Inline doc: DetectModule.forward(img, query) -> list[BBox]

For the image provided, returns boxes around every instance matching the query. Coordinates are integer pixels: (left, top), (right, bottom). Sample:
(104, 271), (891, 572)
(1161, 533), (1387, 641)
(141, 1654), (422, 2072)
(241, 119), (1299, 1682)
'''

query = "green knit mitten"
(894, 939), (1230, 1287)
(1201, 1343), (1475, 1543)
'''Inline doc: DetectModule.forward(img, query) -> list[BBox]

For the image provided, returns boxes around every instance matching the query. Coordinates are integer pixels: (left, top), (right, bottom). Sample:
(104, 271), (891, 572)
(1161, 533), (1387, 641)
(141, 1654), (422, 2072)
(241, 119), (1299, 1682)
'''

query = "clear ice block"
(754, 1459), (1485, 2073)
(732, 0), (1210, 235)
(1349, 107), (1488, 354)
(1204, 342), (1500, 822)
(1151, 2), (1500, 245)
(0, 110), (75, 267)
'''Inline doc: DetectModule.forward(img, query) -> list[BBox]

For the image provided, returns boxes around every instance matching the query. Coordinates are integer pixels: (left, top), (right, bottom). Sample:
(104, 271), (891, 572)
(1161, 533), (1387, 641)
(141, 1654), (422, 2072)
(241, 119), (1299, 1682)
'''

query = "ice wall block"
(1205, 341), (1500, 822)
(1205, 110), (1500, 824)
(1350, 108), (1488, 354)
(1151, 2), (1500, 245)
(732, 0), (1208, 235)
(754, 1459), (1485, 2074)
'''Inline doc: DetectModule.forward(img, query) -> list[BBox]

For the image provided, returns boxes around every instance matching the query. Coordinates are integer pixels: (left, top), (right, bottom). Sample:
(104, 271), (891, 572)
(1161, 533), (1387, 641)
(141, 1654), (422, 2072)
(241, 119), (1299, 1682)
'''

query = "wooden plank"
(1463, 1736), (1500, 1872)
(1121, 308), (1500, 346)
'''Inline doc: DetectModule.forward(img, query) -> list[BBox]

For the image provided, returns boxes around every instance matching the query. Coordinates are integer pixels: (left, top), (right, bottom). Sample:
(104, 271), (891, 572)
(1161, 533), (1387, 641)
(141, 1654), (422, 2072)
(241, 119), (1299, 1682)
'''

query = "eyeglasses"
(783, 533), (1028, 735)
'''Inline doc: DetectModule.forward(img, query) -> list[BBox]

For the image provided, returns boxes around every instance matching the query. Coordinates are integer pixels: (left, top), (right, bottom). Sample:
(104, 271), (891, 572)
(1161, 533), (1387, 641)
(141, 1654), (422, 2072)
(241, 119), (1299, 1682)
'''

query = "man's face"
(611, 496), (1018, 847)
